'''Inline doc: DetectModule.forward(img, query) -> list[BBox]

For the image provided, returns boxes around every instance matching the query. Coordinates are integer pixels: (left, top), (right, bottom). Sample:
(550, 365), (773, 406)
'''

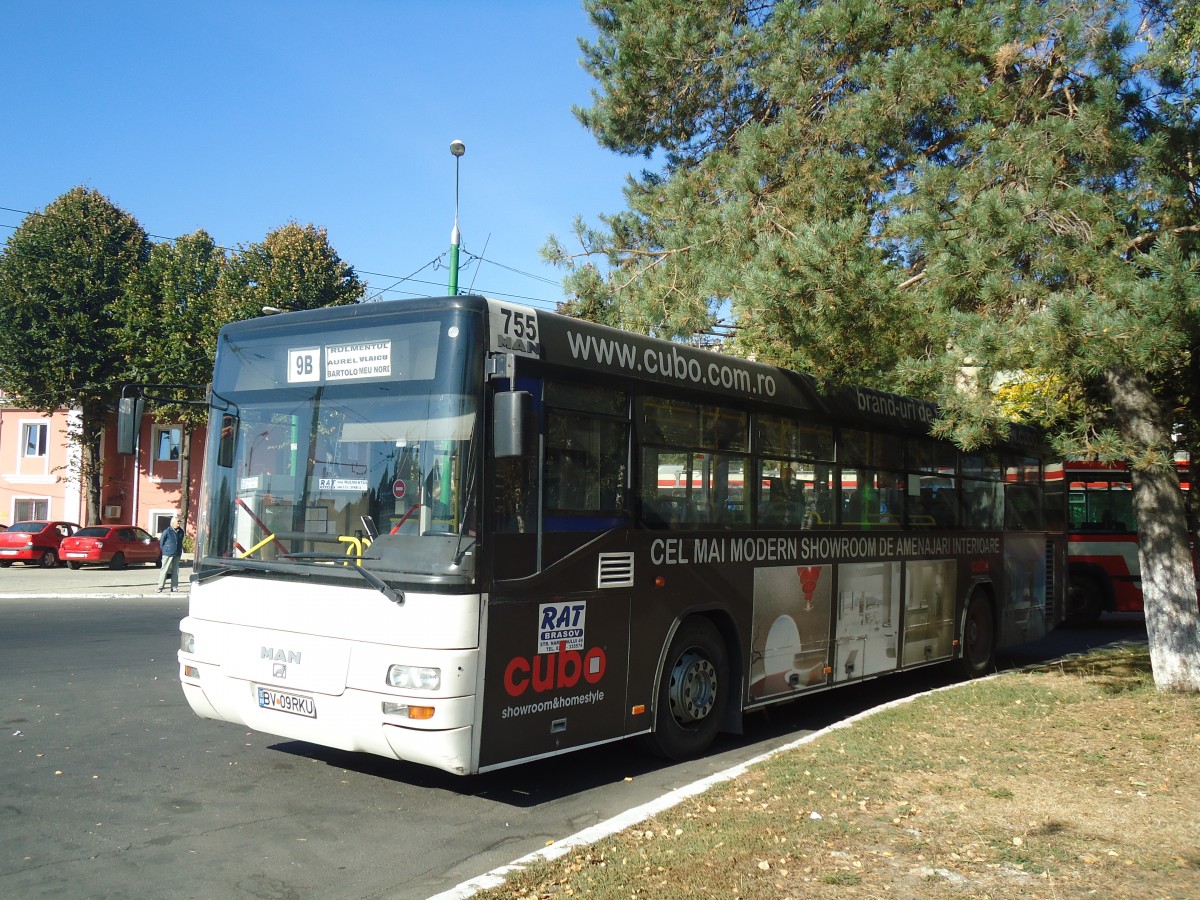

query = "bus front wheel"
(641, 617), (729, 761)
(956, 591), (996, 679)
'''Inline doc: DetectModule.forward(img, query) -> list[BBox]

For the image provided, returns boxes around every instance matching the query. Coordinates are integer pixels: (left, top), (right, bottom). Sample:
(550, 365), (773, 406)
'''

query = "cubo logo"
(503, 645), (607, 697)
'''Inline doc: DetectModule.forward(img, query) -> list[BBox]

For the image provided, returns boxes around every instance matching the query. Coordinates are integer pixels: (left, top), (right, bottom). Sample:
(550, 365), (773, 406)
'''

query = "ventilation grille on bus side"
(597, 552), (635, 589)
(1044, 538), (1057, 624)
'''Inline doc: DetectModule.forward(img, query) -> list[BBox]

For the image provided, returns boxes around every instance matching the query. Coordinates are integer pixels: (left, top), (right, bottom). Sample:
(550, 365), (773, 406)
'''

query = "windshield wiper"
(194, 560), (285, 583)
(280, 552), (404, 606)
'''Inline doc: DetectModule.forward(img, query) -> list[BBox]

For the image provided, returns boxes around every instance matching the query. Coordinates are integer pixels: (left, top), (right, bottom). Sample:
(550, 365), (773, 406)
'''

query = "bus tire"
(956, 590), (995, 679)
(1064, 574), (1103, 627)
(641, 617), (729, 761)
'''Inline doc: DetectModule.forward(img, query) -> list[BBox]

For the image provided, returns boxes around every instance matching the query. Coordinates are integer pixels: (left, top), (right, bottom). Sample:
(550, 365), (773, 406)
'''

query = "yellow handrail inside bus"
(339, 534), (372, 565)
(239, 534), (277, 559)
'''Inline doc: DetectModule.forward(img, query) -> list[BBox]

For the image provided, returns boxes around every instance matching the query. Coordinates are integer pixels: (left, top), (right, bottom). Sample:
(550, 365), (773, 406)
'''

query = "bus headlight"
(180, 632), (195, 654)
(387, 664), (440, 691)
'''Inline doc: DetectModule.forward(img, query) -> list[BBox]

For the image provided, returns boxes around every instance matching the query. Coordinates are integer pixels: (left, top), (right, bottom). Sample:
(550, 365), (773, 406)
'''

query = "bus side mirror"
(494, 391), (534, 458)
(116, 397), (144, 455)
(217, 413), (238, 469)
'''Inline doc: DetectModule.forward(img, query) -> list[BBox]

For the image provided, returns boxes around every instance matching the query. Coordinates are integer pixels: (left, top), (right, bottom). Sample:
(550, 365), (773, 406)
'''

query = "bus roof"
(221, 294), (1046, 452)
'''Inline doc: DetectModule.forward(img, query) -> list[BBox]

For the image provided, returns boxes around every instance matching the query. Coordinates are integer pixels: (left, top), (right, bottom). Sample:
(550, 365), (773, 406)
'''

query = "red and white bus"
(1065, 460), (1193, 624)
(151, 295), (1065, 775)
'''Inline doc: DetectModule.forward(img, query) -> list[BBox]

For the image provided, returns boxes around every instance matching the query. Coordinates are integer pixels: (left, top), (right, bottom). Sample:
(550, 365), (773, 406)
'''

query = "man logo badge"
(262, 647), (302, 664)
(263, 647), (300, 680)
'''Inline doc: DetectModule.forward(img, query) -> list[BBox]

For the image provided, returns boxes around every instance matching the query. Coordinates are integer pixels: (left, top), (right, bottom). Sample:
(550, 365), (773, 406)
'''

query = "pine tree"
(552, 0), (1200, 688)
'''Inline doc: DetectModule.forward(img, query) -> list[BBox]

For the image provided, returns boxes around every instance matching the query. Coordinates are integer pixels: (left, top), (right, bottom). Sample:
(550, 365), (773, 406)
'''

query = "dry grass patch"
(481, 646), (1200, 899)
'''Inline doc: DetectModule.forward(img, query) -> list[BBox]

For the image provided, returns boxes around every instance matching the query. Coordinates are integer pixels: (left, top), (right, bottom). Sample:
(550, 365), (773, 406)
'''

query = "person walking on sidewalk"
(157, 517), (185, 593)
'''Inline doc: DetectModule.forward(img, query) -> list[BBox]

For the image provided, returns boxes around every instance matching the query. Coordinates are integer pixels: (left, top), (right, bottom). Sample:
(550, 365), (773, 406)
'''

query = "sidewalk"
(0, 556), (193, 598)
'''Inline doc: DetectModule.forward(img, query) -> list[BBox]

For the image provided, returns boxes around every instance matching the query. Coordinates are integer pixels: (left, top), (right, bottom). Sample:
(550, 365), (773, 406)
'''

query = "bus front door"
(478, 590), (631, 770)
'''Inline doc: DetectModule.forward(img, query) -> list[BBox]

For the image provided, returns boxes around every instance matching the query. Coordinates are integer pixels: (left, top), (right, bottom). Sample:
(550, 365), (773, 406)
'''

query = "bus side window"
(492, 455), (538, 580)
(962, 479), (1003, 530)
(933, 487), (959, 528)
(758, 461), (804, 528)
(842, 468), (882, 527)
(641, 449), (674, 529)
(544, 411), (627, 514)
(1004, 456), (1043, 531)
(495, 456), (535, 533)
(541, 380), (629, 534)
(640, 449), (686, 529)
(641, 495), (681, 529)
(961, 453), (1003, 530)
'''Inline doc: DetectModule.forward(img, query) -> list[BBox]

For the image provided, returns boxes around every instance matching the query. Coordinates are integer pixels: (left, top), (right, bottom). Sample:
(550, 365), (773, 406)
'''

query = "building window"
(15, 498), (49, 520)
(22, 422), (47, 458)
(155, 427), (182, 461)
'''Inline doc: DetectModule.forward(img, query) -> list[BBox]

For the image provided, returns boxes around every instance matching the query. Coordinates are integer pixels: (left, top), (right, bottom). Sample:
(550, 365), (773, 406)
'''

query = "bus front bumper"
(179, 662), (477, 776)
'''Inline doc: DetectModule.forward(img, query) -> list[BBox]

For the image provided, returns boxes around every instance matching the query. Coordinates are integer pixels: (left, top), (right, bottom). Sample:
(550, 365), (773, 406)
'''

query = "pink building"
(100, 414), (206, 537)
(0, 403), (83, 526)
(0, 395), (204, 536)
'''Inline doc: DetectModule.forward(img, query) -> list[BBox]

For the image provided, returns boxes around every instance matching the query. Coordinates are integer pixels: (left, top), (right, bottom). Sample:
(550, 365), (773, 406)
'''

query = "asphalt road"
(0, 585), (1146, 900)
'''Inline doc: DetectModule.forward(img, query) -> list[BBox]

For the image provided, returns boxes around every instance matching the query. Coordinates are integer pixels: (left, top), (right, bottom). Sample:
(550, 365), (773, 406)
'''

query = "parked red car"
(58, 525), (162, 570)
(0, 521), (80, 568)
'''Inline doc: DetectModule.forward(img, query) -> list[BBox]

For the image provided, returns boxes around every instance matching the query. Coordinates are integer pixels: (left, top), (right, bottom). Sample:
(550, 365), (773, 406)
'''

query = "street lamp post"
(448, 139), (466, 296)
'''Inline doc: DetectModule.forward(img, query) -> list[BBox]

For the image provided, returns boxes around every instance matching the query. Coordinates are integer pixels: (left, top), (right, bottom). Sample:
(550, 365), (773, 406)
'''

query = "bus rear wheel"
(641, 617), (728, 761)
(956, 591), (995, 678)
(1064, 574), (1103, 627)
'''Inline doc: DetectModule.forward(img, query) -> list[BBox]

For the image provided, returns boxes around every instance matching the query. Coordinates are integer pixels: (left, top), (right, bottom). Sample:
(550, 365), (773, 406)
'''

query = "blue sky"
(1, 1), (639, 310)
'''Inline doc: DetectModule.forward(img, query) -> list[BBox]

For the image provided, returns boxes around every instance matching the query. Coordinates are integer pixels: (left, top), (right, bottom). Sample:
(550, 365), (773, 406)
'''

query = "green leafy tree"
(216, 222), (366, 320)
(551, 0), (1200, 688)
(127, 222), (366, 530)
(0, 187), (150, 524)
(120, 230), (228, 530)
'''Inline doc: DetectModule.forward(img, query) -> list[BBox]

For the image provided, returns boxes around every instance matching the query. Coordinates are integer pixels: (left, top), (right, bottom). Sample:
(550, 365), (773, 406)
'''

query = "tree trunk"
(75, 401), (107, 526)
(1105, 369), (1200, 691)
(178, 427), (193, 530)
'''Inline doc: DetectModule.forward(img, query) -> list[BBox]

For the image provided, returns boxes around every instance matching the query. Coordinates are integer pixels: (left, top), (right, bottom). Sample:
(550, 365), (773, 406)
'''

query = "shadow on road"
(997, 612), (1147, 669)
(266, 613), (1147, 805)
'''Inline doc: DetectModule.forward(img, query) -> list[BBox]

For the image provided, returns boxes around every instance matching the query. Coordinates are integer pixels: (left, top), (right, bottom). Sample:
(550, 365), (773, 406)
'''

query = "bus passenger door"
(478, 587), (631, 770)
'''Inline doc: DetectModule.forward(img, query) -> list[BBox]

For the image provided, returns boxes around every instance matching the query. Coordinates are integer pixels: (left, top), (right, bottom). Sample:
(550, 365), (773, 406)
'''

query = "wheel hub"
(668, 650), (717, 724)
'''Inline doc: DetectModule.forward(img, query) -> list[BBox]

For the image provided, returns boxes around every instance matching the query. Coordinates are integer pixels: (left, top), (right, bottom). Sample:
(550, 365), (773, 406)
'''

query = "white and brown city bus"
(158, 295), (1065, 775)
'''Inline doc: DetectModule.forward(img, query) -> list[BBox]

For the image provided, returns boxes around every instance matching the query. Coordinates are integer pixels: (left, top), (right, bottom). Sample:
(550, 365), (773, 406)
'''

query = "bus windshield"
(197, 311), (481, 589)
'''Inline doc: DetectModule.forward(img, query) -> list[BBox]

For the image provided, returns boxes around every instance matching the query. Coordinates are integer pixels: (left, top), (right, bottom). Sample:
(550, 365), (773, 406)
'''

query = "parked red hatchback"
(0, 521), (80, 568)
(59, 525), (162, 570)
